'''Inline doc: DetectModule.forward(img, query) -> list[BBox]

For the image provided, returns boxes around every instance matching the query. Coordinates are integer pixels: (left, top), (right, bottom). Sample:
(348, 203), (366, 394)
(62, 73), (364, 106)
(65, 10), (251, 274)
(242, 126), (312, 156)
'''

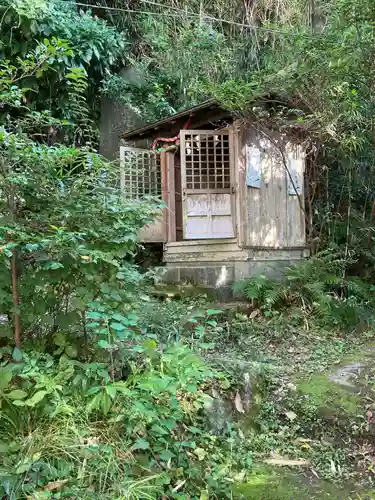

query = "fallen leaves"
(264, 453), (310, 467)
(43, 479), (68, 491)
(285, 410), (297, 421)
(172, 479), (186, 493)
(234, 392), (245, 413)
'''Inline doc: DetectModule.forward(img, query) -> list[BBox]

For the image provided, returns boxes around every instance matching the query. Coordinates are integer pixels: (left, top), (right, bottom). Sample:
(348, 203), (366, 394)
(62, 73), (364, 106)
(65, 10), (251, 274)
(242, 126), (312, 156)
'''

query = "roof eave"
(120, 99), (219, 141)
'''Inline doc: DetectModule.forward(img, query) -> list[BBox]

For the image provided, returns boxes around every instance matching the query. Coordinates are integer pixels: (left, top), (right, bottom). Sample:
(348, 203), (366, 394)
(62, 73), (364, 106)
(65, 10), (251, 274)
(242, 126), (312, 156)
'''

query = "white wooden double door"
(180, 129), (235, 240)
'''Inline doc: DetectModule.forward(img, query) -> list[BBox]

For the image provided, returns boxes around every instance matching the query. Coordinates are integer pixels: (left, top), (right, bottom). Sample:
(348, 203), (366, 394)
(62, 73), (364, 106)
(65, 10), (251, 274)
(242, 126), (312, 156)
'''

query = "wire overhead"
(71, 1), (325, 40)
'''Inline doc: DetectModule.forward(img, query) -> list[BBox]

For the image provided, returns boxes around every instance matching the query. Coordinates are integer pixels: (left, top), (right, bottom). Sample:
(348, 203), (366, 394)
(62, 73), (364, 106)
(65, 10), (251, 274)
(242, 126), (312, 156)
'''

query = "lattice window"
(120, 147), (161, 199)
(183, 132), (231, 190)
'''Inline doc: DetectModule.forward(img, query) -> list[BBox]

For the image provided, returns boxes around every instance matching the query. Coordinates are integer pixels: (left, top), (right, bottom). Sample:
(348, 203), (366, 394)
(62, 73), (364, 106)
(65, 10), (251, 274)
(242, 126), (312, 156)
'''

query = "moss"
(237, 391), (263, 433)
(233, 469), (304, 499)
(297, 373), (360, 418)
(233, 466), (370, 499)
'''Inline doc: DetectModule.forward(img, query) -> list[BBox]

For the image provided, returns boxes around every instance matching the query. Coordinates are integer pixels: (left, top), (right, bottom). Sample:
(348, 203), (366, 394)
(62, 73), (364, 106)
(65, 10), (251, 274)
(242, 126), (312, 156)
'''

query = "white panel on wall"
(246, 146), (262, 188)
(287, 147), (303, 196)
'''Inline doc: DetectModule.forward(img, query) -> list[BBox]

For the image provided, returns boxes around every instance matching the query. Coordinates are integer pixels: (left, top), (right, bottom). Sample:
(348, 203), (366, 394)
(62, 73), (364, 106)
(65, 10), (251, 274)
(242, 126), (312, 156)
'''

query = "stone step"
(165, 242), (241, 254)
(164, 250), (248, 263)
(164, 239), (245, 262)
(165, 238), (238, 247)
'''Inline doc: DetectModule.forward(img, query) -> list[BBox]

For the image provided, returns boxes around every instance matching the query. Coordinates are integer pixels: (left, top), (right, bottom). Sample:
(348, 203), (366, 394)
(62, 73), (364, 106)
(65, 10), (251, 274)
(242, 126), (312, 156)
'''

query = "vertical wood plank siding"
(238, 126), (305, 248)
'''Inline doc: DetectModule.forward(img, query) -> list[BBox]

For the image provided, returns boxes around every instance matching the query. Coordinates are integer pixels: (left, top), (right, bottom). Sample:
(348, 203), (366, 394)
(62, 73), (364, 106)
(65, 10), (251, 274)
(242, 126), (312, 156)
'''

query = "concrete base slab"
(155, 256), (303, 298)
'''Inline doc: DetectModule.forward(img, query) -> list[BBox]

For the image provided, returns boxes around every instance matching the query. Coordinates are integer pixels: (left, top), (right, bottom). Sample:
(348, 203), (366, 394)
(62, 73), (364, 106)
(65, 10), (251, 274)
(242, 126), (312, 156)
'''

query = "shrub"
(233, 249), (375, 330)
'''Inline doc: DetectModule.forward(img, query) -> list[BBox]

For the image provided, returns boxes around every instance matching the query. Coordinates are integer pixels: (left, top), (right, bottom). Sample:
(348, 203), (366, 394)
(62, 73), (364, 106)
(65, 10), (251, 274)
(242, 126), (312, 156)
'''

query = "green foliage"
(103, 17), (241, 122)
(0, 0), (127, 142)
(0, 50), (163, 345)
(0, 130), (160, 339)
(0, 334), (255, 498)
(234, 249), (375, 330)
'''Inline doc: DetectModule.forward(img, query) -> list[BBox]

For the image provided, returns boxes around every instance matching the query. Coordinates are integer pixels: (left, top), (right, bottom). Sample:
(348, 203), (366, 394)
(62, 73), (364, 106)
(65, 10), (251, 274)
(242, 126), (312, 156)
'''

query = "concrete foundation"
(157, 240), (308, 295)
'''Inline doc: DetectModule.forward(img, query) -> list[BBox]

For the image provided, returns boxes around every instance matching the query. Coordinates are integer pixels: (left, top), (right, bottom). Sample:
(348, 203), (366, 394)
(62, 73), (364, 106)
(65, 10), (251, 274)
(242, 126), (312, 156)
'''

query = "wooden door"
(180, 130), (235, 239)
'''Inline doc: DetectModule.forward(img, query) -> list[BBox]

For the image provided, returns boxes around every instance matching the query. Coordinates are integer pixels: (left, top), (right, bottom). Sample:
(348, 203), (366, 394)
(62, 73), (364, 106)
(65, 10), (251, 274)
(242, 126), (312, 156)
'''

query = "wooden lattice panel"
(120, 147), (161, 199)
(183, 131), (231, 190)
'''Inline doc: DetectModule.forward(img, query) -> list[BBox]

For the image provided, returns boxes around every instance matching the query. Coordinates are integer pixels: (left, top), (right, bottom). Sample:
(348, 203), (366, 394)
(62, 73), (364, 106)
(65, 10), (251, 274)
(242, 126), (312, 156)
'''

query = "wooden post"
(166, 152), (176, 242)
(160, 152), (169, 242)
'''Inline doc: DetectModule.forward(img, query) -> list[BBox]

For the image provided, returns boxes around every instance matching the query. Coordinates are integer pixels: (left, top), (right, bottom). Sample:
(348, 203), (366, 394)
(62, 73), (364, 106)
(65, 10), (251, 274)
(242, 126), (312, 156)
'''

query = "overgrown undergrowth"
(0, 341), (251, 499)
(3, 268), (375, 498)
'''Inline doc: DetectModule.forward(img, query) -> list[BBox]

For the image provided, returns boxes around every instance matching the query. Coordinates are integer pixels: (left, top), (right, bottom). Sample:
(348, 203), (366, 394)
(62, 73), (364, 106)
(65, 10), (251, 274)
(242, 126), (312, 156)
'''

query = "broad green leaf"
(151, 424), (168, 436)
(105, 385), (116, 399)
(25, 243), (39, 251)
(206, 309), (223, 316)
(12, 400), (25, 406)
(87, 393), (102, 413)
(188, 426), (202, 434)
(113, 382), (132, 395)
(101, 391), (111, 415)
(87, 386), (101, 396)
(111, 313), (129, 324)
(12, 347), (23, 362)
(114, 328), (131, 339)
(98, 339), (113, 349)
(71, 297), (86, 310)
(143, 339), (157, 350)
(131, 438), (150, 451)
(0, 442), (8, 453)
(8, 390), (28, 400)
(0, 369), (12, 390)
(186, 317), (199, 324)
(180, 441), (196, 448)
(87, 311), (103, 320)
(206, 320), (217, 326)
(110, 322), (126, 331)
(15, 463), (32, 474)
(53, 332), (66, 347)
(25, 391), (47, 407)
(44, 261), (64, 270)
(159, 449), (175, 461)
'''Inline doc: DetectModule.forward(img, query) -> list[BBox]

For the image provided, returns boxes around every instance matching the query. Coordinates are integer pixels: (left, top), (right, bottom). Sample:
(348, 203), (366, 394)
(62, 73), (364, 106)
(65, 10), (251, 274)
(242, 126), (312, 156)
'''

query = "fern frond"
(233, 248), (372, 329)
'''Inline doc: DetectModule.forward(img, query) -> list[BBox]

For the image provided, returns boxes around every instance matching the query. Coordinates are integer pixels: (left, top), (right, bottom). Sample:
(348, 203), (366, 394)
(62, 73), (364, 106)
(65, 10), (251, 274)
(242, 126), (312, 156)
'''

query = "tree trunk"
(11, 247), (21, 348)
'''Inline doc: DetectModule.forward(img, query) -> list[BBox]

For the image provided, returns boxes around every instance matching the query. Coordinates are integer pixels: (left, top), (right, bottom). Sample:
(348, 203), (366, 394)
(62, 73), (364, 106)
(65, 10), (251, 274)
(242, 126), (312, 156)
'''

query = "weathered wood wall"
(235, 124), (305, 249)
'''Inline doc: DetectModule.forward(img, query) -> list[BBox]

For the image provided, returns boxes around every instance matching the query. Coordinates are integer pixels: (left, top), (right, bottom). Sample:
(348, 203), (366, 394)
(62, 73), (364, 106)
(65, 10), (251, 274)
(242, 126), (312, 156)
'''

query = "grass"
(1, 403), (165, 499)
